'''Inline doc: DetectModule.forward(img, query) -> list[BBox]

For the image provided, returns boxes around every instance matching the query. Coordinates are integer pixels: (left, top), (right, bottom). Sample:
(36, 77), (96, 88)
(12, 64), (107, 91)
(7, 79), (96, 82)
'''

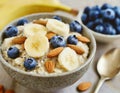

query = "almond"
(21, 44), (25, 50)
(33, 19), (47, 26)
(47, 47), (64, 58)
(77, 82), (92, 92)
(5, 90), (15, 93)
(44, 61), (55, 73)
(12, 36), (26, 44)
(46, 32), (56, 40)
(77, 35), (90, 43)
(67, 44), (84, 54)
(0, 85), (4, 93)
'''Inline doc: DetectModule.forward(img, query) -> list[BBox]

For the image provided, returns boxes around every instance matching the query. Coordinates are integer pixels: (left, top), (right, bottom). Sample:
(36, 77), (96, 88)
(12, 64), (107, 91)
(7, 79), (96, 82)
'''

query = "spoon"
(94, 48), (120, 93)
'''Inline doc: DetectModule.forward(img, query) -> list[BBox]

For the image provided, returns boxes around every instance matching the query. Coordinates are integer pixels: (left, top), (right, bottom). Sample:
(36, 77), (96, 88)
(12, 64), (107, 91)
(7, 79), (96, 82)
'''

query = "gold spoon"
(94, 48), (120, 93)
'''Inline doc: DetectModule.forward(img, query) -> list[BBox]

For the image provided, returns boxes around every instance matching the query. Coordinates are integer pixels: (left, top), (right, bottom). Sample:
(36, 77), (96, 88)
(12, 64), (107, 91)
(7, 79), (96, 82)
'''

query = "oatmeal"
(1, 16), (90, 75)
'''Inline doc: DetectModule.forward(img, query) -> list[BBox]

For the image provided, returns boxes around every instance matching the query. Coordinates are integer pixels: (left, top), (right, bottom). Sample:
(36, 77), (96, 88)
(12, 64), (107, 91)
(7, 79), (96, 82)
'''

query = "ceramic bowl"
(82, 23), (120, 43)
(0, 13), (96, 92)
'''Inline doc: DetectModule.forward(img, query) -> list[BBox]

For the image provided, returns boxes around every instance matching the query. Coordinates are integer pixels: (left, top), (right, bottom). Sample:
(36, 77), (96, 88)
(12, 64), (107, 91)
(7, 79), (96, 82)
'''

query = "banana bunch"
(0, 0), (78, 30)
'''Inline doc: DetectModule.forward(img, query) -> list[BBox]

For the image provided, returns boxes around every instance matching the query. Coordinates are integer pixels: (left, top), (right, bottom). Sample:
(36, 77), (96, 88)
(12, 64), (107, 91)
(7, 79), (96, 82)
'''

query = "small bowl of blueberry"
(81, 3), (120, 43)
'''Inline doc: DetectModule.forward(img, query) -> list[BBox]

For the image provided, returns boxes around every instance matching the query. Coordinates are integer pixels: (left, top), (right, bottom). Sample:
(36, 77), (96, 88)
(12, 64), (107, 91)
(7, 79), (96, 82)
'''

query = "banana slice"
(46, 19), (69, 36)
(58, 47), (79, 71)
(24, 34), (49, 58)
(24, 23), (47, 37)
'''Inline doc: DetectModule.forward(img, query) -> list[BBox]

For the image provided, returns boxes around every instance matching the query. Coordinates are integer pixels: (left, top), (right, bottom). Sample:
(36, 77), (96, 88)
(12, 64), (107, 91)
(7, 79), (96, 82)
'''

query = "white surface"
(0, 0), (120, 93)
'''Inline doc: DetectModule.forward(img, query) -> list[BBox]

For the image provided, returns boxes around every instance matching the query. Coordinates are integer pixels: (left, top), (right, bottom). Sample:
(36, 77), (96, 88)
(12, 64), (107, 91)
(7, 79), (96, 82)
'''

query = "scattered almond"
(77, 35), (90, 43)
(33, 19), (47, 26)
(67, 44), (84, 54)
(44, 61), (55, 73)
(47, 47), (64, 58)
(5, 89), (14, 93)
(77, 82), (92, 92)
(12, 36), (26, 44)
(0, 85), (4, 93)
(46, 32), (56, 40)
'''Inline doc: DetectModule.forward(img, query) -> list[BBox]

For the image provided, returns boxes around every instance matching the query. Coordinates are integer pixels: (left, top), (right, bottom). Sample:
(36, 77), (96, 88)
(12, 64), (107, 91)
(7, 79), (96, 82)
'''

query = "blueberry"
(104, 23), (116, 35)
(94, 18), (103, 25)
(116, 26), (120, 34)
(50, 35), (66, 48)
(53, 15), (62, 21)
(113, 6), (120, 17)
(92, 5), (100, 11)
(89, 10), (100, 20)
(81, 13), (88, 24)
(5, 26), (18, 37)
(67, 35), (78, 45)
(17, 18), (28, 26)
(86, 21), (94, 29)
(24, 58), (37, 70)
(69, 20), (82, 33)
(101, 3), (112, 10)
(83, 6), (91, 14)
(7, 47), (19, 59)
(94, 25), (105, 34)
(114, 18), (120, 26)
(101, 9), (115, 20)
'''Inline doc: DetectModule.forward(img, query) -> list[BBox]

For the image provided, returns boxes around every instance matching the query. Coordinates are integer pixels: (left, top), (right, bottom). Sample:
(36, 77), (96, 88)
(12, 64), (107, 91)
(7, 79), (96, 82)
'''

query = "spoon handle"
(94, 77), (107, 93)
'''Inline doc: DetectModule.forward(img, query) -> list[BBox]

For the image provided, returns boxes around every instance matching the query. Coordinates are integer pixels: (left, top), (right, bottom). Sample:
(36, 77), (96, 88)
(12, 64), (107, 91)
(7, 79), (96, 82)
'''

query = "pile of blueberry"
(81, 3), (120, 35)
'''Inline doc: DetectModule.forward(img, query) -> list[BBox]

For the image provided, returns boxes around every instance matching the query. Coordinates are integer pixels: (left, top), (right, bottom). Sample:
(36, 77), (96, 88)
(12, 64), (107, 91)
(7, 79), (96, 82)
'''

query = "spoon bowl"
(94, 48), (120, 93)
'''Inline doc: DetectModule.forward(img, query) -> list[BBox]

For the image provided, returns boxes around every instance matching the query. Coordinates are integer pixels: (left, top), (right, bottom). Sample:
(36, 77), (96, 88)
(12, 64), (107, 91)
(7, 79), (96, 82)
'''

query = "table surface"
(0, 0), (120, 93)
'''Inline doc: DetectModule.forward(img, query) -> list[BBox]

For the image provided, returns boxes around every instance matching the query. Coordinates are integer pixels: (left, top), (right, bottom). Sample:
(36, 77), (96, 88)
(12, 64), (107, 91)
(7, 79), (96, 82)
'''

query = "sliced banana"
(46, 19), (69, 36)
(58, 47), (79, 71)
(24, 23), (47, 37)
(24, 34), (49, 58)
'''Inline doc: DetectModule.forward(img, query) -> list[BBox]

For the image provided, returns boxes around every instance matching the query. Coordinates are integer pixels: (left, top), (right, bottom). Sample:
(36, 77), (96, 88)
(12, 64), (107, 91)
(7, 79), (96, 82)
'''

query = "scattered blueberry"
(67, 35), (78, 45)
(81, 13), (88, 24)
(101, 3), (112, 10)
(5, 26), (18, 37)
(95, 25), (105, 34)
(7, 47), (19, 59)
(17, 18), (28, 26)
(53, 15), (62, 21)
(69, 20), (82, 33)
(24, 58), (37, 70)
(50, 35), (66, 48)
(86, 21), (94, 29)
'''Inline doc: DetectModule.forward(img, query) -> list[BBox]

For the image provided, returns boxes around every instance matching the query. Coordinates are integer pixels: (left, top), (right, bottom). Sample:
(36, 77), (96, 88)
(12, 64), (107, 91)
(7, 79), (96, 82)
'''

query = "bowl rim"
(0, 13), (96, 77)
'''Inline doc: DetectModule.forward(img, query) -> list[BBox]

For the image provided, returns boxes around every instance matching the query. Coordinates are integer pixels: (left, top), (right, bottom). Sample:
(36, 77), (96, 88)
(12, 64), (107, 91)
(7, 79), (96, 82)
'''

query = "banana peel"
(0, 0), (78, 30)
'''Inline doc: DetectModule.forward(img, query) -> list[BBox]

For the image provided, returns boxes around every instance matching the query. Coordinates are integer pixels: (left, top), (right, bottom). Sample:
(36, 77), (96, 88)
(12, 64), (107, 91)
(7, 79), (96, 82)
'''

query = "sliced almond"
(46, 32), (56, 40)
(5, 89), (15, 93)
(0, 85), (4, 93)
(33, 20), (47, 26)
(21, 44), (25, 50)
(47, 47), (64, 58)
(12, 36), (27, 44)
(44, 61), (55, 73)
(67, 44), (84, 54)
(77, 35), (90, 43)
(77, 82), (92, 92)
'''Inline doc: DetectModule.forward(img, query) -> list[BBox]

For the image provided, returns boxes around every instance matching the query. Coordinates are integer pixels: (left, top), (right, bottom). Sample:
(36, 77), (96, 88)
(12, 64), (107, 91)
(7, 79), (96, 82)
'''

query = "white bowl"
(82, 24), (120, 43)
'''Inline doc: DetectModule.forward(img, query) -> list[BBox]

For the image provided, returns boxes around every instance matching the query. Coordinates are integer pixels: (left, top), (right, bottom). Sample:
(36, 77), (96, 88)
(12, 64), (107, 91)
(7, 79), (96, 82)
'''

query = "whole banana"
(0, 0), (78, 30)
